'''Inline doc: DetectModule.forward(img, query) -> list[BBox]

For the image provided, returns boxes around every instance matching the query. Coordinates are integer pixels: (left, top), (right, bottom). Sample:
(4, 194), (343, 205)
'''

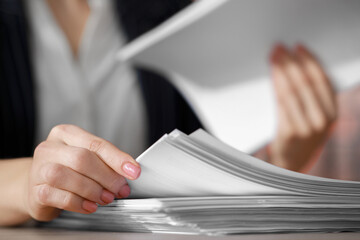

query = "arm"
(255, 45), (337, 172)
(0, 124), (141, 226)
(0, 158), (32, 226)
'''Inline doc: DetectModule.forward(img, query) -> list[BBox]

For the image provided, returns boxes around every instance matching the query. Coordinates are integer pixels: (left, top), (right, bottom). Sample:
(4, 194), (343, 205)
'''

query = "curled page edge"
(117, 0), (228, 62)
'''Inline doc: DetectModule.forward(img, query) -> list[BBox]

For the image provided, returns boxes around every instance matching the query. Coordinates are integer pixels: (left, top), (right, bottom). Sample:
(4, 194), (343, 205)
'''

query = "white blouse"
(27, 0), (147, 157)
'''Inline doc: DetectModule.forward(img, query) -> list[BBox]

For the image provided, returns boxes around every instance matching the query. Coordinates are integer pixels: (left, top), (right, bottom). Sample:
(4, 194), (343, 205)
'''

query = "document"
(118, 0), (360, 152)
(45, 129), (360, 235)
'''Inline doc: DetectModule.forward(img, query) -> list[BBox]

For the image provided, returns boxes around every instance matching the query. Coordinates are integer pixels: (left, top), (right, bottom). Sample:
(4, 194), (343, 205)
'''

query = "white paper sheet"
(119, 0), (360, 152)
(130, 132), (287, 198)
(129, 129), (360, 198)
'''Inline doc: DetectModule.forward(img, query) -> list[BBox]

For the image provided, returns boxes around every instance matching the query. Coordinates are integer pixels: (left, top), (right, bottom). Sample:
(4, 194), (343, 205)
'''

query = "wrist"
(13, 158), (33, 225)
(21, 160), (32, 221)
(0, 158), (33, 226)
(11, 158), (32, 225)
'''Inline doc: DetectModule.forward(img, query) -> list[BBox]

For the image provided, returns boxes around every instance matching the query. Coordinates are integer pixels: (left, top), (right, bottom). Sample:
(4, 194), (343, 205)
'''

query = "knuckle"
(285, 127), (310, 141)
(84, 186), (102, 202)
(300, 75), (311, 87)
(71, 148), (91, 170)
(34, 141), (50, 158)
(49, 124), (76, 138)
(298, 127), (312, 139)
(43, 163), (64, 187)
(36, 185), (51, 206)
(282, 129), (296, 143)
(72, 178), (102, 202)
(60, 192), (73, 210)
(314, 110), (337, 133)
(49, 125), (65, 138)
(121, 153), (134, 164)
(89, 139), (106, 153)
(314, 118), (327, 133)
(284, 135), (297, 145)
(108, 176), (126, 193)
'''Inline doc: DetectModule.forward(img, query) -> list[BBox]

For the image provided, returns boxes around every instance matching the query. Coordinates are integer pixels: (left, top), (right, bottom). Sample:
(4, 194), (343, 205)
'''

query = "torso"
(27, 0), (147, 157)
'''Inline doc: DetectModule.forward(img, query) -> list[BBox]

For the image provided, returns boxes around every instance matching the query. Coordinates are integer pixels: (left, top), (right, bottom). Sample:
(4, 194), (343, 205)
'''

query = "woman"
(0, 0), (336, 226)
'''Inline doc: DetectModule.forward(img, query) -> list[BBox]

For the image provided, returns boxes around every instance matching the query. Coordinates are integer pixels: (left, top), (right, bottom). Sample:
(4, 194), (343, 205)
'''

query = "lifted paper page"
(119, 0), (360, 152)
(129, 132), (287, 198)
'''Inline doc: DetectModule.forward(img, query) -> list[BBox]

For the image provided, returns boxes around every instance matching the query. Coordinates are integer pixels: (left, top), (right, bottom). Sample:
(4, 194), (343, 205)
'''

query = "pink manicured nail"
(270, 49), (278, 64)
(296, 43), (306, 52)
(82, 200), (98, 213)
(270, 44), (283, 64)
(101, 190), (115, 204)
(118, 185), (131, 198)
(122, 163), (141, 179)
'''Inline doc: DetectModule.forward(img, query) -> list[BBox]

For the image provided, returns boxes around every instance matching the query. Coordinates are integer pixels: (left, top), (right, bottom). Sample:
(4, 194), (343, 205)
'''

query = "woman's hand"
(25, 124), (141, 222)
(268, 44), (337, 172)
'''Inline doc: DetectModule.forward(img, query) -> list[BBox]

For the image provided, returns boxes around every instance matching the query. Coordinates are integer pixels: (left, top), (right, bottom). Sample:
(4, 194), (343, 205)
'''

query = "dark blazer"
(0, 0), (202, 158)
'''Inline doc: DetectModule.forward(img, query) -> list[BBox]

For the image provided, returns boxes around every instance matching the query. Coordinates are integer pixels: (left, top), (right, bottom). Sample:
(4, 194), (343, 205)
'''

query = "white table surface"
(1, 228), (360, 240)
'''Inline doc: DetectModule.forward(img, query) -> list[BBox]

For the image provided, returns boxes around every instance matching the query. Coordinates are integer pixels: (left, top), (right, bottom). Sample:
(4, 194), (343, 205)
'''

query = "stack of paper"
(118, 0), (360, 152)
(45, 130), (360, 235)
(45, 197), (360, 235)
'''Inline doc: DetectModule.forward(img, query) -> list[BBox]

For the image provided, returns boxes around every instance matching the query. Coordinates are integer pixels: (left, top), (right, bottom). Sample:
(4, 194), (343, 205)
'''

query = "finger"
(34, 184), (98, 215)
(271, 62), (294, 135)
(34, 141), (129, 197)
(39, 162), (116, 205)
(276, 98), (295, 143)
(271, 45), (311, 137)
(295, 44), (337, 119)
(47, 125), (141, 180)
(272, 62), (298, 144)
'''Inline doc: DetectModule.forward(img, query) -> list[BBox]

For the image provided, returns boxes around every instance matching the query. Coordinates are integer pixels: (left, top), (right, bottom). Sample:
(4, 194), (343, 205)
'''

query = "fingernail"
(276, 43), (286, 51)
(296, 43), (304, 50)
(82, 200), (98, 213)
(101, 190), (115, 204)
(271, 48), (281, 64)
(122, 163), (141, 179)
(118, 184), (131, 198)
(296, 44), (307, 55)
(270, 50), (278, 64)
(276, 44), (288, 58)
(270, 43), (282, 62)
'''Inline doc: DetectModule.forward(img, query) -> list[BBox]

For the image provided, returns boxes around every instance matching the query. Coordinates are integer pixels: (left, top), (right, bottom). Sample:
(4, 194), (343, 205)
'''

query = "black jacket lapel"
(0, 0), (36, 158)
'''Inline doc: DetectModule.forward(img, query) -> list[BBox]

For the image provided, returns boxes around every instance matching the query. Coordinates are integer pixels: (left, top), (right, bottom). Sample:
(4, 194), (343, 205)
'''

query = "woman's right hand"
(268, 44), (337, 172)
(25, 124), (141, 222)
